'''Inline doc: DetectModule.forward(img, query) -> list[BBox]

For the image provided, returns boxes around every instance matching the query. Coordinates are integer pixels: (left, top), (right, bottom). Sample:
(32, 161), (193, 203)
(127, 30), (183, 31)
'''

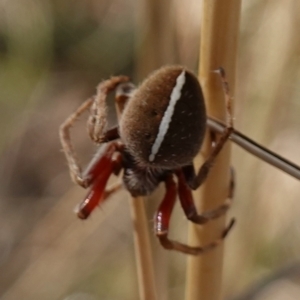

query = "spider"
(59, 65), (235, 255)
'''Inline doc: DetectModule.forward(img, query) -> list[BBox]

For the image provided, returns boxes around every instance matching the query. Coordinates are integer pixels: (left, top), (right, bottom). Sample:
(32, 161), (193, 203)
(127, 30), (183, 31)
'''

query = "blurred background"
(0, 0), (300, 299)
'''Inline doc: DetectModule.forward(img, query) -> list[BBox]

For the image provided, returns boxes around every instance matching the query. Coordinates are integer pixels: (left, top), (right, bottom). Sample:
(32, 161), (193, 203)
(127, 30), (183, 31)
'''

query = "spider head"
(119, 66), (206, 169)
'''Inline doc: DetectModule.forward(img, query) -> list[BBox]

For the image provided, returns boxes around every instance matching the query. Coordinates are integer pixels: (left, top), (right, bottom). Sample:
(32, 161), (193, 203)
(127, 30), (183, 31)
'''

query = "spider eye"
(145, 133), (152, 140)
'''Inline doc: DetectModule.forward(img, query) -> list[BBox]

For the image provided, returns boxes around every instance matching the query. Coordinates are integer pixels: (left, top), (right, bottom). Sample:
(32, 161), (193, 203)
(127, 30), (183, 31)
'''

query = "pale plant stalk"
(114, 103), (157, 300)
(185, 1), (241, 300)
(133, 0), (176, 299)
(129, 197), (158, 300)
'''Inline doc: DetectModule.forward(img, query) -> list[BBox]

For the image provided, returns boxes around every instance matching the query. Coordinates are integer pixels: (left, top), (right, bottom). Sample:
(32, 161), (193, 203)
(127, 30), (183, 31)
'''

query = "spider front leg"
(60, 97), (95, 188)
(88, 76), (133, 142)
(75, 142), (123, 219)
(59, 76), (129, 188)
(155, 175), (234, 255)
(186, 67), (234, 190)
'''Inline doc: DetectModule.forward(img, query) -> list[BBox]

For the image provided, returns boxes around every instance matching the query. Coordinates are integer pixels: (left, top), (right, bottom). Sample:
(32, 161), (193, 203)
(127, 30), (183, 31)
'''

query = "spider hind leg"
(154, 175), (234, 255)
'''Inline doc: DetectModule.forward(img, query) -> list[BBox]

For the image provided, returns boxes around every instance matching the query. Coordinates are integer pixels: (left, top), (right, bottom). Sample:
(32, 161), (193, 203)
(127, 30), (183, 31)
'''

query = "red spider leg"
(82, 141), (117, 185)
(155, 176), (177, 235)
(155, 175), (234, 255)
(176, 169), (233, 224)
(75, 142), (122, 219)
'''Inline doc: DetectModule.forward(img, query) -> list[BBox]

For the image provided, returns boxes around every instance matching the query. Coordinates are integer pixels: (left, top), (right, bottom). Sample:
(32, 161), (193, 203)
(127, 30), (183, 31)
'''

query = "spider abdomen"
(119, 66), (206, 169)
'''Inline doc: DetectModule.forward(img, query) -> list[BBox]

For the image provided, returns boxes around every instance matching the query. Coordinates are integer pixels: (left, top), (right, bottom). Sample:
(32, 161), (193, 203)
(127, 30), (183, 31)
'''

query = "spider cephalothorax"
(59, 65), (235, 255)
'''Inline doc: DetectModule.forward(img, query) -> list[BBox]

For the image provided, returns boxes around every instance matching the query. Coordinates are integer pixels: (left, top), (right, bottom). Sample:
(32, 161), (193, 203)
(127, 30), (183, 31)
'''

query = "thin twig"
(115, 101), (157, 300)
(134, 0), (177, 299)
(207, 117), (300, 180)
(129, 197), (158, 300)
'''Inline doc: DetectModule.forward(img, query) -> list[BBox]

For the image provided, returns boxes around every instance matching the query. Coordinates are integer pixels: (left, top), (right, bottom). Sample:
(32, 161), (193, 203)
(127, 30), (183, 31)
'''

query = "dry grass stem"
(129, 197), (158, 300)
(185, 1), (241, 300)
(115, 99), (158, 300)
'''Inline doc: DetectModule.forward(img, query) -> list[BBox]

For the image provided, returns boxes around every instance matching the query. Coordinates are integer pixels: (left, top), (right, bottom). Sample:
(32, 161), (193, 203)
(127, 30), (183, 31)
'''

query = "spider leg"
(88, 76), (130, 143)
(60, 97), (94, 188)
(75, 142), (123, 219)
(188, 68), (234, 190)
(177, 169), (233, 224)
(59, 76), (125, 188)
(60, 98), (120, 189)
(154, 175), (234, 255)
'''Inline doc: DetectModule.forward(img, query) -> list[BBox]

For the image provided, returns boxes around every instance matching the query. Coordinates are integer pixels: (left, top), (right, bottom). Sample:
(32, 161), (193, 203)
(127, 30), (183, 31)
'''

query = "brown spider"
(59, 65), (235, 255)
